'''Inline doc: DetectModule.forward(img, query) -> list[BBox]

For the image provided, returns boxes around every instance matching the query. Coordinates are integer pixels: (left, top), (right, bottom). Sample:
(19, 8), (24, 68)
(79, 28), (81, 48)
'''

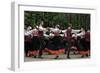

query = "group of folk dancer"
(24, 23), (90, 59)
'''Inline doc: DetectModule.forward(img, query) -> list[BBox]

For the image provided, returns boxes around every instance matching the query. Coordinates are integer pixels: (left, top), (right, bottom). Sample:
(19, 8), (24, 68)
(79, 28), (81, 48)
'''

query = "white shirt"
(27, 26), (32, 31)
(77, 31), (85, 38)
(24, 29), (33, 36)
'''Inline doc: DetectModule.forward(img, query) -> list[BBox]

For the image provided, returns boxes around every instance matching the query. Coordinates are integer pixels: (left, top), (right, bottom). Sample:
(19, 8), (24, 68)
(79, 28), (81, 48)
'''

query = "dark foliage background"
(24, 11), (90, 30)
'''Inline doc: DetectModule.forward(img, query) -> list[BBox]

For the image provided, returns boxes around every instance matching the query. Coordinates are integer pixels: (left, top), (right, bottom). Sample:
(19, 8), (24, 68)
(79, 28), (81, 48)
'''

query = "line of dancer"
(24, 22), (90, 59)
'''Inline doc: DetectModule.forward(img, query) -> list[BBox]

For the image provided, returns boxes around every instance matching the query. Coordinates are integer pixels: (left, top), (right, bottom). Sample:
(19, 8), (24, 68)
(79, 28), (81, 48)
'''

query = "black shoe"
(54, 56), (59, 59)
(86, 54), (88, 57)
(32, 55), (37, 58)
(81, 55), (84, 58)
(73, 52), (76, 55)
(38, 56), (43, 59)
(67, 57), (71, 59)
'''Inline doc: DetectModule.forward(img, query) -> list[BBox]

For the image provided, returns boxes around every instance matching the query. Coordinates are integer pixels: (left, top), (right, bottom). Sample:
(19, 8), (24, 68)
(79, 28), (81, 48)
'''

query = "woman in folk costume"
(76, 27), (88, 57)
(45, 25), (64, 59)
(24, 26), (33, 57)
(84, 30), (90, 57)
(38, 22), (47, 58)
(29, 26), (40, 58)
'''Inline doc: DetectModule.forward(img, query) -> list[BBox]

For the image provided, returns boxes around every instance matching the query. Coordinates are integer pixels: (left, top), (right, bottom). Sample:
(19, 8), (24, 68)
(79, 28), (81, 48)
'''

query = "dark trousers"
(67, 40), (72, 58)
(63, 40), (68, 54)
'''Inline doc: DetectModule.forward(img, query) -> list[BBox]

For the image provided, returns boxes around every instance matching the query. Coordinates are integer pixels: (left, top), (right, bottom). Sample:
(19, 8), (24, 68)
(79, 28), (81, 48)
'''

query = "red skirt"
(45, 48), (65, 55)
(79, 50), (90, 55)
(27, 50), (39, 56)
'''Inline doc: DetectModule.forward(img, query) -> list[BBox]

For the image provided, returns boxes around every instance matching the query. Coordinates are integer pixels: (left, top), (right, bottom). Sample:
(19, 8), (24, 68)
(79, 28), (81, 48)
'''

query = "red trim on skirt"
(79, 50), (90, 55)
(45, 48), (65, 55)
(27, 50), (39, 56)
